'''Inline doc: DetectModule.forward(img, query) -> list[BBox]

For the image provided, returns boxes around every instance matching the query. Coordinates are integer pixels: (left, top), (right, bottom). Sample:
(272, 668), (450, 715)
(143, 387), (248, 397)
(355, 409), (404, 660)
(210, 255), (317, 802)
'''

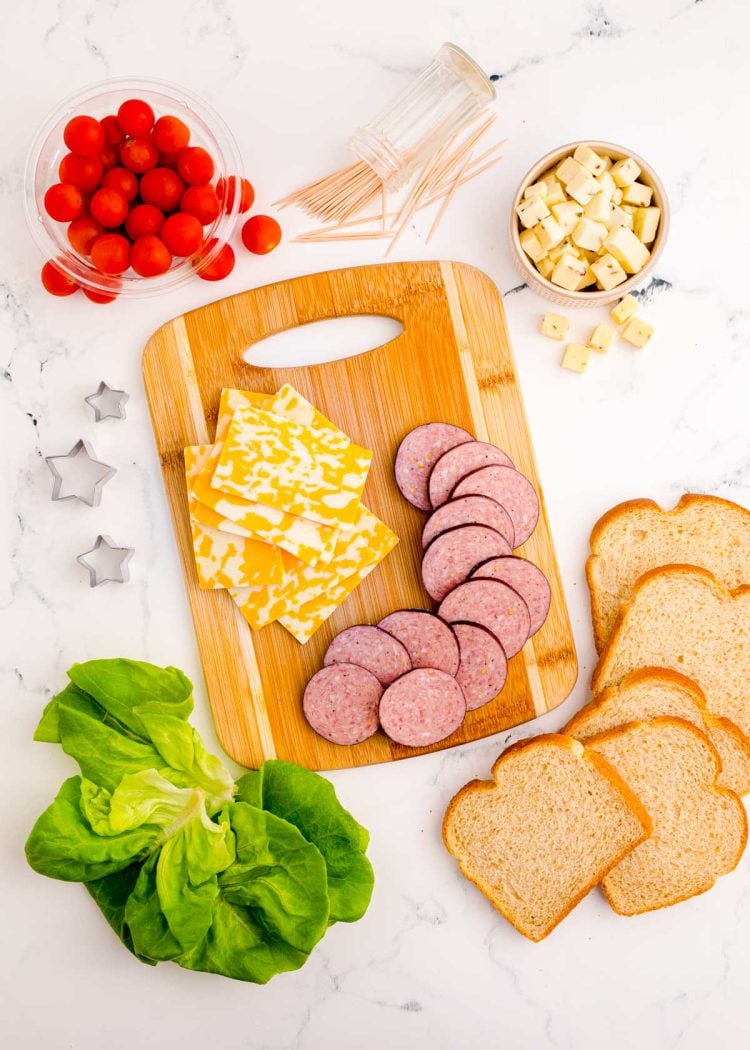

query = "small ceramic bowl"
(509, 140), (670, 307)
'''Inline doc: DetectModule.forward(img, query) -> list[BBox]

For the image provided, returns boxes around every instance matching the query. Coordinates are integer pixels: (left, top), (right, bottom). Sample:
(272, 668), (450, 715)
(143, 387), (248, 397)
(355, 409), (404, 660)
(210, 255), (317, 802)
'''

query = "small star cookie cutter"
(45, 439), (116, 507)
(78, 534), (134, 587)
(85, 381), (129, 422)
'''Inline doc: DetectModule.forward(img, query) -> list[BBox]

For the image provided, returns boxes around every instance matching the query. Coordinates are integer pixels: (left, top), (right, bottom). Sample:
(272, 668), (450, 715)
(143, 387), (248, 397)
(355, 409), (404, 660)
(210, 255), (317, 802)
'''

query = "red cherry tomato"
(91, 233), (131, 275)
(44, 183), (85, 222)
(99, 146), (118, 172)
(117, 98), (155, 138)
(83, 286), (118, 304)
(89, 187), (129, 228)
(158, 151), (180, 170)
(152, 115), (190, 154)
(217, 176), (254, 214)
(241, 214), (282, 255)
(67, 216), (104, 256)
(120, 137), (159, 174)
(130, 235), (172, 277)
(63, 115), (105, 157)
(177, 146), (214, 185)
(125, 203), (165, 240)
(58, 153), (103, 192)
(101, 115), (125, 147)
(101, 166), (138, 201)
(41, 260), (79, 296)
(181, 184), (221, 225)
(194, 239), (235, 281)
(160, 212), (203, 256)
(139, 168), (185, 212)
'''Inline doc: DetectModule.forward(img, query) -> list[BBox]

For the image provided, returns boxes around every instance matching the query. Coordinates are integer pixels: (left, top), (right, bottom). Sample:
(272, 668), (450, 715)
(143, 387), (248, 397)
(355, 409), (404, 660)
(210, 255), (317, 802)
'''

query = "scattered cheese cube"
(567, 169), (600, 207)
(517, 195), (551, 229)
(608, 204), (635, 232)
(541, 313), (570, 340)
(584, 192), (612, 224)
(622, 181), (653, 207)
(519, 228), (547, 263)
(622, 316), (655, 348)
(633, 206), (661, 244)
(557, 157), (586, 185)
(611, 157), (641, 187)
(551, 200), (584, 235)
(524, 179), (548, 200)
(576, 264), (597, 290)
(572, 217), (608, 252)
(561, 344), (591, 373)
(537, 256), (555, 279)
(543, 177), (567, 206)
(588, 323), (615, 352)
(536, 215), (566, 250)
(597, 171), (617, 197)
(610, 294), (639, 324)
(591, 253), (628, 290)
(573, 145), (608, 177)
(603, 226), (650, 274)
(551, 253), (588, 291)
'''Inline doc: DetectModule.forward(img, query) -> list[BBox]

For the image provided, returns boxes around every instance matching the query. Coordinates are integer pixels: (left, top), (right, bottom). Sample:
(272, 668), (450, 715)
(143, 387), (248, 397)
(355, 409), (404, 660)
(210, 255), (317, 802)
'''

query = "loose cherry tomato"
(41, 260), (79, 296)
(130, 235), (172, 277)
(91, 233), (131, 275)
(101, 115), (125, 146)
(139, 167), (185, 212)
(101, 166), (138, 202)
(217, 176), (254, 214)
(117, 98), (155, 138)
(63, 115), (105, 157)
(99, 146), (118, 171)
(241, 214), (282, 255)
(181, 184), (220, 225)
(44, 182), (85, 222)
(83, 286), (118, 304)
(89, 187), (129, 228)
(152, 115), (190, 153)
(177, 146), (214, 185)
(194, 239), (235, 281)
(160, 212), (203, 256)
(125, 203), (165, 240)
(67, 216), (104, 256)
(120, 137), (159, 174)
(58, 153), (103, 192)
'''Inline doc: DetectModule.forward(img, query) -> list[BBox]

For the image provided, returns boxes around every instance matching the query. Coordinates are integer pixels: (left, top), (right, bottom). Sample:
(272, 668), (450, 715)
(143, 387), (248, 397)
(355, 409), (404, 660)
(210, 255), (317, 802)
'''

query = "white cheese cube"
(582, 248), (600, 264)
(588, 323), (615, 352)
(610, 294), (639, 324)
(576, 264), (597, 290)
(608, 205), (634, 231)
(549, 239), (580, 263)
(556, 156), (586, 185)
(622, 181), (653, 207)
(572, 217), (608, 252)
(561, 344), (591, 373)
(591, 254), (628, 290)
(584, 192), (612, 224)
(633, 206), (661, 244)
(543, 177), (567, 206)
(612, 188), (623, 204)
(551, 201), (584, 235)
(519, 228), (547, 262)
(541, 313), (570, 340)
(566, 169), (600, 207)
(524, 179), (548, 200)
(535, 215), (566, 251)
(537, 256), (555, 279)
(622, 316), (655, 348)
(597, 171), (617, 197)
(573, 145), (608, 177)
(551, 253), (588, 291)
(600, 155), (613, 171)
(603, 226), (650, 274)
(517, 195), (551, 229)
(611, 157), (641, 187)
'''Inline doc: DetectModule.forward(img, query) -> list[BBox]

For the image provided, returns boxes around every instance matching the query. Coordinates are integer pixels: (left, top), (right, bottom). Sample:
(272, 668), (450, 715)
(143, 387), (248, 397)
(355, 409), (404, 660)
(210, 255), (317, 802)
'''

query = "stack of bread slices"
(444, 494), (750, 941)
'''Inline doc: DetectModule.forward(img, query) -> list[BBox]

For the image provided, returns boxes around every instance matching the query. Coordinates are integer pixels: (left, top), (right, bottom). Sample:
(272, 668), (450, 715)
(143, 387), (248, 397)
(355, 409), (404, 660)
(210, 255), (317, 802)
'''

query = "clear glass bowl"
(24, 76), (244, 298)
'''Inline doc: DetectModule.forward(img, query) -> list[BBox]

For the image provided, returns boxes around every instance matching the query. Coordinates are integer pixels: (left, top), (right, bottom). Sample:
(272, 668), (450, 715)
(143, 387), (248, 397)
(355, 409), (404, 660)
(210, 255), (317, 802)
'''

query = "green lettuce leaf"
(67, 660), (193, 737)
(85, 864), (147, 961)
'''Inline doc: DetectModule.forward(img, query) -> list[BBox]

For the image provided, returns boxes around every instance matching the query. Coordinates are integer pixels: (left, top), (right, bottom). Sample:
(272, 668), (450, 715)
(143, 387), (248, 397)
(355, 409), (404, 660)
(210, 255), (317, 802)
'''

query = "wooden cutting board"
(143, 261), (577, 770)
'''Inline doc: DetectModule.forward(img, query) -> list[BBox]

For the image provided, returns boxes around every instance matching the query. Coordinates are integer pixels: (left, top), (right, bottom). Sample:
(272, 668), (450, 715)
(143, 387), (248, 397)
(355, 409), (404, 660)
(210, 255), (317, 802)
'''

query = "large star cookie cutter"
(45, 439), (116, 507)
(77, 534), (134, 587)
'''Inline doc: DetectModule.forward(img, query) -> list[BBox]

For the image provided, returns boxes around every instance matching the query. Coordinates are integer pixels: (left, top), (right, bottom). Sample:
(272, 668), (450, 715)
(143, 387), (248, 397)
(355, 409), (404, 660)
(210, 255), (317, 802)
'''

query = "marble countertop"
(2, 2), (749, 1047)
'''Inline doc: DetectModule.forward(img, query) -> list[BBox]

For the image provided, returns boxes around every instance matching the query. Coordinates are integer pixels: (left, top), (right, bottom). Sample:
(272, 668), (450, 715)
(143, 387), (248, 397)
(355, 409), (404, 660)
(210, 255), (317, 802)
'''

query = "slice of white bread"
(592, 565), (750, 740)
(587, 495), (750, 653)
(588, 718), (747, 915)
(565, 667), (750, 796)
(442, 734), (652, 941)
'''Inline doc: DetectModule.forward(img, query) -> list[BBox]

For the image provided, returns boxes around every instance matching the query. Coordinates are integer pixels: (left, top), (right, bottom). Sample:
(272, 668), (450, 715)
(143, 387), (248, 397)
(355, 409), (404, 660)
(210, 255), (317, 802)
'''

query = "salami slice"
(438, 578), (531, 658)
(324, 625), (411, 685)
(453, 622), (508, 710)
(471, 556), (551, 636)
(303, 664), (382, 745)
(378, 668), (466, 747)
(421, 495), (515, 550)
(428, 441), (514, 508)
(394, 423), (473, 511)
(378, 609), (460, 676)
(452, 465), (539, 547)
(421, 524), (512, 602)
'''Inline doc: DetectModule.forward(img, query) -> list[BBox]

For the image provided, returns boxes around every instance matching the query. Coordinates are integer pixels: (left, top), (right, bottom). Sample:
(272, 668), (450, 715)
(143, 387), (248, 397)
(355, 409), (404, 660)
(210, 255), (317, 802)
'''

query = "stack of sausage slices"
(303, 423), (551, 749)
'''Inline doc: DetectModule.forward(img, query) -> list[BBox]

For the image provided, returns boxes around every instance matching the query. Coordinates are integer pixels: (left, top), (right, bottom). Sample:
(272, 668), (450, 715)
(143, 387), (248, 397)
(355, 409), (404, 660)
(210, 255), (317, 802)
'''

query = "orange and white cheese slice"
(215, 389), (274, 442)
(278, 560), (382, 644)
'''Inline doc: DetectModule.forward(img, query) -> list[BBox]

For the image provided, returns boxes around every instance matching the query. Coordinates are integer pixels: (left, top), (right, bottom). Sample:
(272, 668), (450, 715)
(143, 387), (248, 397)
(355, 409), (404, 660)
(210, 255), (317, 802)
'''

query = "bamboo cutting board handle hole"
(243, 315), (405, 370)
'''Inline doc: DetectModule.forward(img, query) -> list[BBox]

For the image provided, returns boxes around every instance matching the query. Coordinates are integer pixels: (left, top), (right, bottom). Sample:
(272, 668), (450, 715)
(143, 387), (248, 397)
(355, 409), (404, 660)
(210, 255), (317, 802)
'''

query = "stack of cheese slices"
(444, 494), (750, 941)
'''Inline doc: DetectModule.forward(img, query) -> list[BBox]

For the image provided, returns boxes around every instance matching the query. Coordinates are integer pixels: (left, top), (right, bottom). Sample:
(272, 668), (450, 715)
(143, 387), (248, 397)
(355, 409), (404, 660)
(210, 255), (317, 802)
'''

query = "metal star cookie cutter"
(78, 534), (134, 587)
(85, 381), (129, 422)
(45, 439), (117, 507)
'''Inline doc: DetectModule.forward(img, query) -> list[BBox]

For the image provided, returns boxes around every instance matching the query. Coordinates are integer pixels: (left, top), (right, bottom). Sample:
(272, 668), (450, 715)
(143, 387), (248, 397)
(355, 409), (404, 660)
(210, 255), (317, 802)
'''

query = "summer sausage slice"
(453, 622), (508, 711)
(378, 609), (460, 676)
(421, 495), (515, 550)
(471, 556), (551, 636)
(452, 465), (540, 547)
(428, 441), (514, 508)
(394, 423), (473, 511)
(324, 625), (411, 685)
(421, 524), (512, 602)
(303, 664), (382, 745)
(378, 668), (466, 747)
(438, 578), (531, 658)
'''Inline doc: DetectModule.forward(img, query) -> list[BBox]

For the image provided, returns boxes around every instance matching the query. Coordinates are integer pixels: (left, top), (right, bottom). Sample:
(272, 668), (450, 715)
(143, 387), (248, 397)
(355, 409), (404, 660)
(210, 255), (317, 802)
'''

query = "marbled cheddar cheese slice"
(215, 389), (274, 442)
(278, 561), (382, 644)
(270, 383), (343, 435)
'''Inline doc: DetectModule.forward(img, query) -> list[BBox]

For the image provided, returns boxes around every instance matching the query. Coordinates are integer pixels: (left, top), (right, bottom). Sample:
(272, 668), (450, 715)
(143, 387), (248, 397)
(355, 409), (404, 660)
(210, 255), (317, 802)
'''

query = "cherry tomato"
(152, 115), (190, 154)
(91, 233), (131, 275)
(194, 239), (235, 281)
(44, 182), (85, 222)
(130, 235), (172, 277)
(83, 286), (118, 304)
(101, 115), (125, 147)
(177, 146), (214, 185)
(139, 167), (185, 212)
(58, 153), (103, 192)
(117, 98), (155, 138)
(41, 260), (79, 296)
(67, 216), (104, 256)
(101, 166), (138, 202)
(89, 187), (129, 228)
(99, 146), (118, 172)
(125, 203), (165, 240)
(241, 214), (282, 255)
(63, 115), (105, 157)
(181, 184), (221, 225)
(120, 137), (159, 174)
(158, 151), (180, 170)
(217, 176), (254, 214)
(160, 212), (203, 256)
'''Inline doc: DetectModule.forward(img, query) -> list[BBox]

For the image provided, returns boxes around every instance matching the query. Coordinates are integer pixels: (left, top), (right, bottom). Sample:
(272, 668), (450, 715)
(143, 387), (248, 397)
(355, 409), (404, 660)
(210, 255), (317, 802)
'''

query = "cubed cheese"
(622, 181), (653, 207)
(622, 316), (655, 348)
(567, 169), (600, 207)
(541, 313), (570, 340)
(551, 253), (588, 291)
(600, 155), (613, 171)
(576, 264), (597, 290)
(519, 228), (547, 263)
(517, 195), (551, 229)
(612, 188), (623, 205)
(608, 205), (634, 231)
(556, 156), (586, 185)
(603, 226), (650, 274)
(591, 254), (628, 290)
(597, 171), (617, 197)
(549, 239), (579, 263)
(537, 256), (555, 279)
(561, 344), (591, 373)
(551, 200), (584, 235)
(588, 323), (615, 352)
(584, 191), (612, 224)
(611, 157), (641, 187)
(524, 179), (548, 200)
(543, 177), (567, 206)
(572, 217), (608, 252)
(633, 206), (661, 244)
(536, 215), (566, 250)
(610, 294), (639, 324)
(573, 144), (608, 177)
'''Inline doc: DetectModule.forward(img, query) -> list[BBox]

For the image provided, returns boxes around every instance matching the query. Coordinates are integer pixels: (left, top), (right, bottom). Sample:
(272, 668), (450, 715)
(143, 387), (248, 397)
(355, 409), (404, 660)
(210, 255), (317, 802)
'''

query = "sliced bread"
(442, 734), (652, 942)
(587, 495), (750, 653)
(592, 565), (750, 740)
(588, 718), (747, 915)
(565, 667), (750, 796)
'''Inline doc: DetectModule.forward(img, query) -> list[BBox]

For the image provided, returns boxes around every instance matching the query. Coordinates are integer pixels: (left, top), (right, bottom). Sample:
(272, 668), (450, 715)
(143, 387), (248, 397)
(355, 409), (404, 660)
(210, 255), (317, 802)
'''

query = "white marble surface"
(2, 1), (749, 1047)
